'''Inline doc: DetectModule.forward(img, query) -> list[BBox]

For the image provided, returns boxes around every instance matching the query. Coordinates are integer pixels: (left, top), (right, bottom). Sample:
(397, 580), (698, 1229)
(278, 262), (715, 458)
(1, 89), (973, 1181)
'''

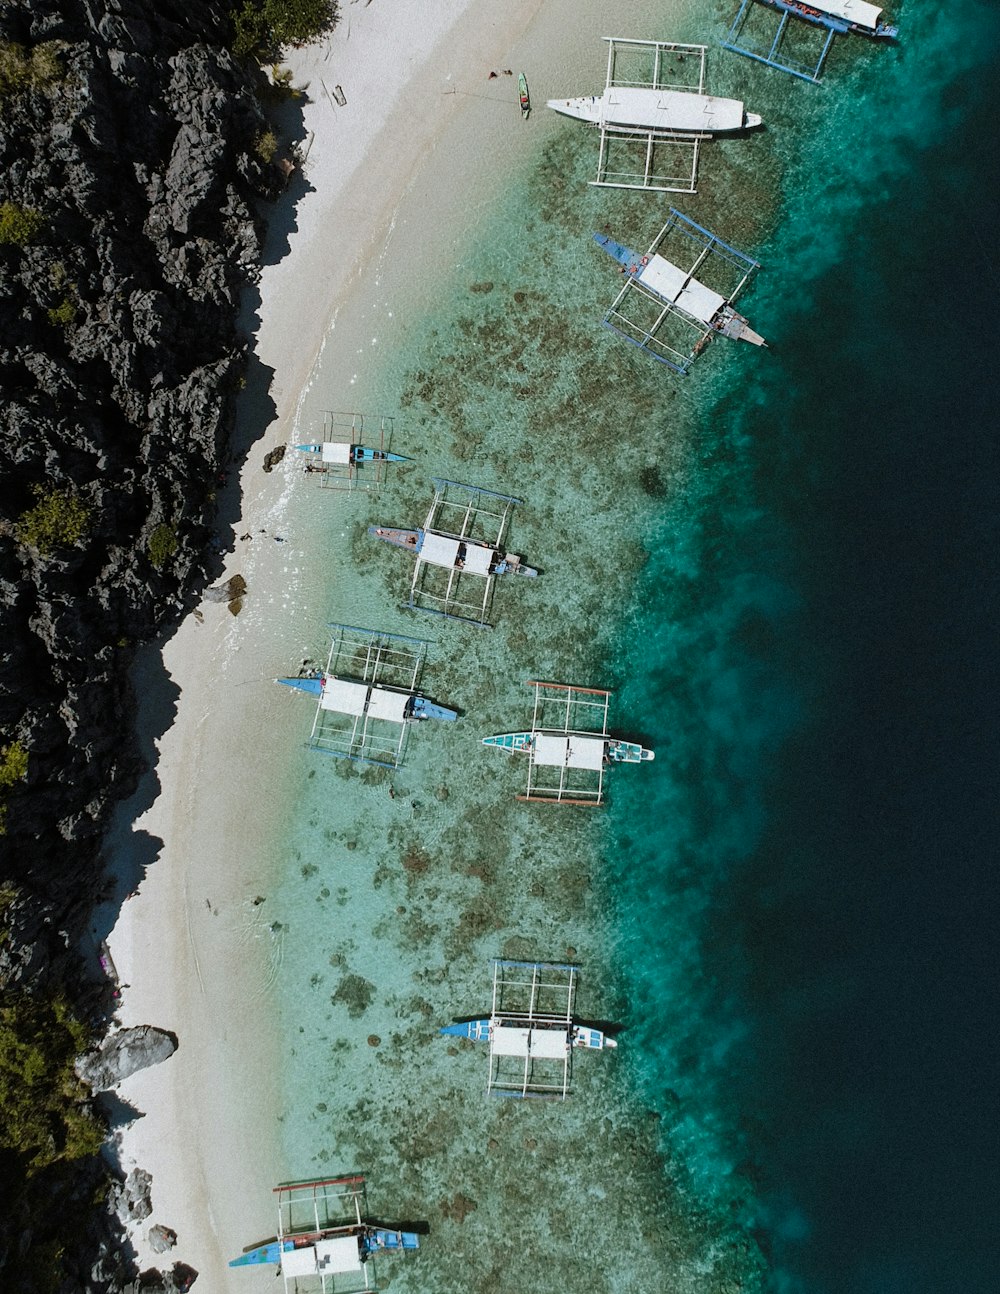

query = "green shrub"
(47, 295), (76, 328)
(0, 741), (27, 790)
(14, 486), (90, 554)
(0, 200), (45, 246)
(147, 522), (178, 569)
(0, 40), (65, 96)
(254, 127), (278, 163)
(231, 0), (337, 59)
(0, 990), (104, 1174)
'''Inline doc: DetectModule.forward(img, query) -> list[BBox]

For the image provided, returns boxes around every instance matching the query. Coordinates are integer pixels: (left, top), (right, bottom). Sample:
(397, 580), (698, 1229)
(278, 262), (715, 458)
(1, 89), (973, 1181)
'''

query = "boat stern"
(744, 111), (764, 130)
(410, 696), (459, 722)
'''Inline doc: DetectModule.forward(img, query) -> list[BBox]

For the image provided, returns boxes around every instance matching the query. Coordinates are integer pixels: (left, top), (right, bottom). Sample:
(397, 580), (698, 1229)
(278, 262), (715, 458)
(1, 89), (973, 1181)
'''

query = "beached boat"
(722, 0), (898, 83)
(230, 1175), (420, 1291)
(596, 208), (764, 374)
(518, 71), (530, 118)
(440, 961), (618, 1100)
(279, 624), (456, 768)
(296, 443), (409, 467)
(484, 681), (654, 806)
(369, 479), (537, 627)
(297, 411), (408, 492)
(369, 527), (536, 579)
(277, 672), (457, 724)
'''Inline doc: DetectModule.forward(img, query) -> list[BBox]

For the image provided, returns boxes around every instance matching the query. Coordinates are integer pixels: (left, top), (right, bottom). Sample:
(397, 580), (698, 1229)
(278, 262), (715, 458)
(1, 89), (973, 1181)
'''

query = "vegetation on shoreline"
(231, 0), (338, 60)
(14, 486), (90, 554)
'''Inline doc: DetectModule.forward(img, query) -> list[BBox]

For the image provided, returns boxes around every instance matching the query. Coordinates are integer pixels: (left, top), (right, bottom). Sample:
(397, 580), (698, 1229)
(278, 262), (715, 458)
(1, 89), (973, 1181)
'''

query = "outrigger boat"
(722, 0), (898, 83)
(295, 411), (408, 492)
(441, 960), (617, 1100)
(548, 40), (760, 195)
(484, 681), (653, 806)
(596, 208), (764, 374)
(278, 624), (456, 768)
(369, 479), (537, 628)
(230, 1174), (419, 1292)
(518, 71), (530, 118)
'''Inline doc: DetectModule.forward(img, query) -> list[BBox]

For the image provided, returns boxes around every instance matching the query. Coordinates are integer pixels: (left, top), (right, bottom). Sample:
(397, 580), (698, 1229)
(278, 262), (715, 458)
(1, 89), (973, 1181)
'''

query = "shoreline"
(105, 2), (545, 1284)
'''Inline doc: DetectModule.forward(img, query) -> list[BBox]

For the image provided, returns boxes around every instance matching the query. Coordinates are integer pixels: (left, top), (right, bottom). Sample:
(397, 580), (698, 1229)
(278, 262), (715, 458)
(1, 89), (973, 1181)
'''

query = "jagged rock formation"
(0, 0), (297, 1289)
(75, 1025), (178, 1091)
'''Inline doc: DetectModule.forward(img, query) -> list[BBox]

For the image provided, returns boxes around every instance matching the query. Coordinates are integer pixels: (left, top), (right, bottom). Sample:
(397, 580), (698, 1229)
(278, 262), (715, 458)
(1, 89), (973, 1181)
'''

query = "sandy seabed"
(106, 2), (546, 1286)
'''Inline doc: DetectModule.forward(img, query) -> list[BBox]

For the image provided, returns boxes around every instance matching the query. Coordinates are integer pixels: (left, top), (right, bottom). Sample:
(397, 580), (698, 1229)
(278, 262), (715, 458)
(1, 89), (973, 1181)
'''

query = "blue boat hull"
(277, 676), (456, 722)
(230, 1228), (419, 1269)
(295, 443), (409, 464)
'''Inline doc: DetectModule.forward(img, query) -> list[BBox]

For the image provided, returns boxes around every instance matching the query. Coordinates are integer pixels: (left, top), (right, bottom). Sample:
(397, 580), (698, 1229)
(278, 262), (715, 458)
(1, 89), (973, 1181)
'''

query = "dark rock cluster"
(0, 0), (295, 1288)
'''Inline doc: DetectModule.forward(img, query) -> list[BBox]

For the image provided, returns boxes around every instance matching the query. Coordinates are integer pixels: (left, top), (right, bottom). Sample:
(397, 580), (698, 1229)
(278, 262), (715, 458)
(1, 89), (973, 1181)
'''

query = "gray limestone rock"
(76, 1025), (178, 1092)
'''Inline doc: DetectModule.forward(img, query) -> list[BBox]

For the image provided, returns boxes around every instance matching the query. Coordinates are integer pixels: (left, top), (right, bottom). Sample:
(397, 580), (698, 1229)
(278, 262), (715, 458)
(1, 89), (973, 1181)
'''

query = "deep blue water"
(607, 9), (1000, 1291)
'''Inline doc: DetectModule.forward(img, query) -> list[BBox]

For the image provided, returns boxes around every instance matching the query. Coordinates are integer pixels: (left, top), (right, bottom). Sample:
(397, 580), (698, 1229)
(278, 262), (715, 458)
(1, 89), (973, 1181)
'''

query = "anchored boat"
(230, 1175), (420, 1291)
(278, 624), (456, 768)
(484, 681), (654, 806)
(548, 40), (761, 194)
(722, 0), (898, 83)
(595, 208), (764, 374)
(369, 478), (537, 628)
(441, 960), (618, 1100)
(295, 410), (409, 492)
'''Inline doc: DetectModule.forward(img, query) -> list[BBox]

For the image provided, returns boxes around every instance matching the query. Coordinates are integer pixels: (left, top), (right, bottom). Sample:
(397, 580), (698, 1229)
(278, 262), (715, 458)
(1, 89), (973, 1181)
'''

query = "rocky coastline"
(0, 1), (301, 1287)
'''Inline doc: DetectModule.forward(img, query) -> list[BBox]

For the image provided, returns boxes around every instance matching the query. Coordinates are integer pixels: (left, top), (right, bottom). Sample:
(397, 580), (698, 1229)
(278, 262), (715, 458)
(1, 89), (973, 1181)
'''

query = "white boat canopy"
(491, 1025), (570, 1060)
(532, 733), (607, 771)
(639, 254), (726, 324)
(320, 678), (370, 716)
(603, 87), (745, 133)
(462, 543), (495, 576)
(321, 441), (353, 465)
(366, 687), (410, 724)
(820, 0), (884, 31)
(420, 531), (462, 569)
(281, 1235), (363, 1278)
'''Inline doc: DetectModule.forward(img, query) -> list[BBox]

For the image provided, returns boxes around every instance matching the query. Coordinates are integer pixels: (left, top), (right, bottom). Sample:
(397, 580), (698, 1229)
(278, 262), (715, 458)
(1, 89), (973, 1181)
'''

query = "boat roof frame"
(517, 681), (612, 806)
(306, 623), (428, 769)
(591, 38), (711, 194)
(407, 478), (523, 629)
(315, 410), (396, 493)
(721, 0), (845, 83)
(274, 1174), (374, 1293)
(486, 960), (579, 1100)
(601, 207), (760, 375)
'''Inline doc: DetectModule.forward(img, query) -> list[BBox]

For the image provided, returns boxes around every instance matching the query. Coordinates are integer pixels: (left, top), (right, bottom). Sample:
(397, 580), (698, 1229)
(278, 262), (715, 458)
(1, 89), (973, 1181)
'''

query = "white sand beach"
(106, 1), (546, 1285)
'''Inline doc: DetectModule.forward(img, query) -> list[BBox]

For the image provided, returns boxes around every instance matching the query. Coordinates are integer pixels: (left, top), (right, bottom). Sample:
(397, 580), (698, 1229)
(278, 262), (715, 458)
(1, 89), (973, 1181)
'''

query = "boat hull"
(440, 1018), (616, 1049)
(369, 525), (537, 576)
(518, 71), (530, 118)
(295, 443), (409, 464)
(484, 733), (654, 762)
(278, 676), (456, 723)
(547, 87), (759, 135)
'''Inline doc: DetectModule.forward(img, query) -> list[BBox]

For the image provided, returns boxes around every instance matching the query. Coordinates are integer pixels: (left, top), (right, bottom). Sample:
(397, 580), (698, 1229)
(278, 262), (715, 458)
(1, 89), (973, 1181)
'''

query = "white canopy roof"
(527, 1027), (571, 1059)
(604, 87), (745, 133)
(321, 441), (352, 464)
(420, 531), (462, 569)
(819, 0), (883, 30)
(463, 543), (495, 576)
(281, 1237), (362, 1277)
(320, 677), (369, 715)
(491, 1025), (531, 1057)
(366, 686), (410, 724)
(638, 255), (726, 324)
(490, 1025), (570, 1058)
(532, 733), (606, 771)
(316, 1235), (363, 1274)
(566, 735), (607, 771)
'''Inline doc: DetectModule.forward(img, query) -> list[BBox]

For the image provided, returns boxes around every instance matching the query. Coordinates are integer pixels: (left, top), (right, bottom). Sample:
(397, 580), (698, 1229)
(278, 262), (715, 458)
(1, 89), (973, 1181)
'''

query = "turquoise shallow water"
(247, 1), (1000, 1291)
